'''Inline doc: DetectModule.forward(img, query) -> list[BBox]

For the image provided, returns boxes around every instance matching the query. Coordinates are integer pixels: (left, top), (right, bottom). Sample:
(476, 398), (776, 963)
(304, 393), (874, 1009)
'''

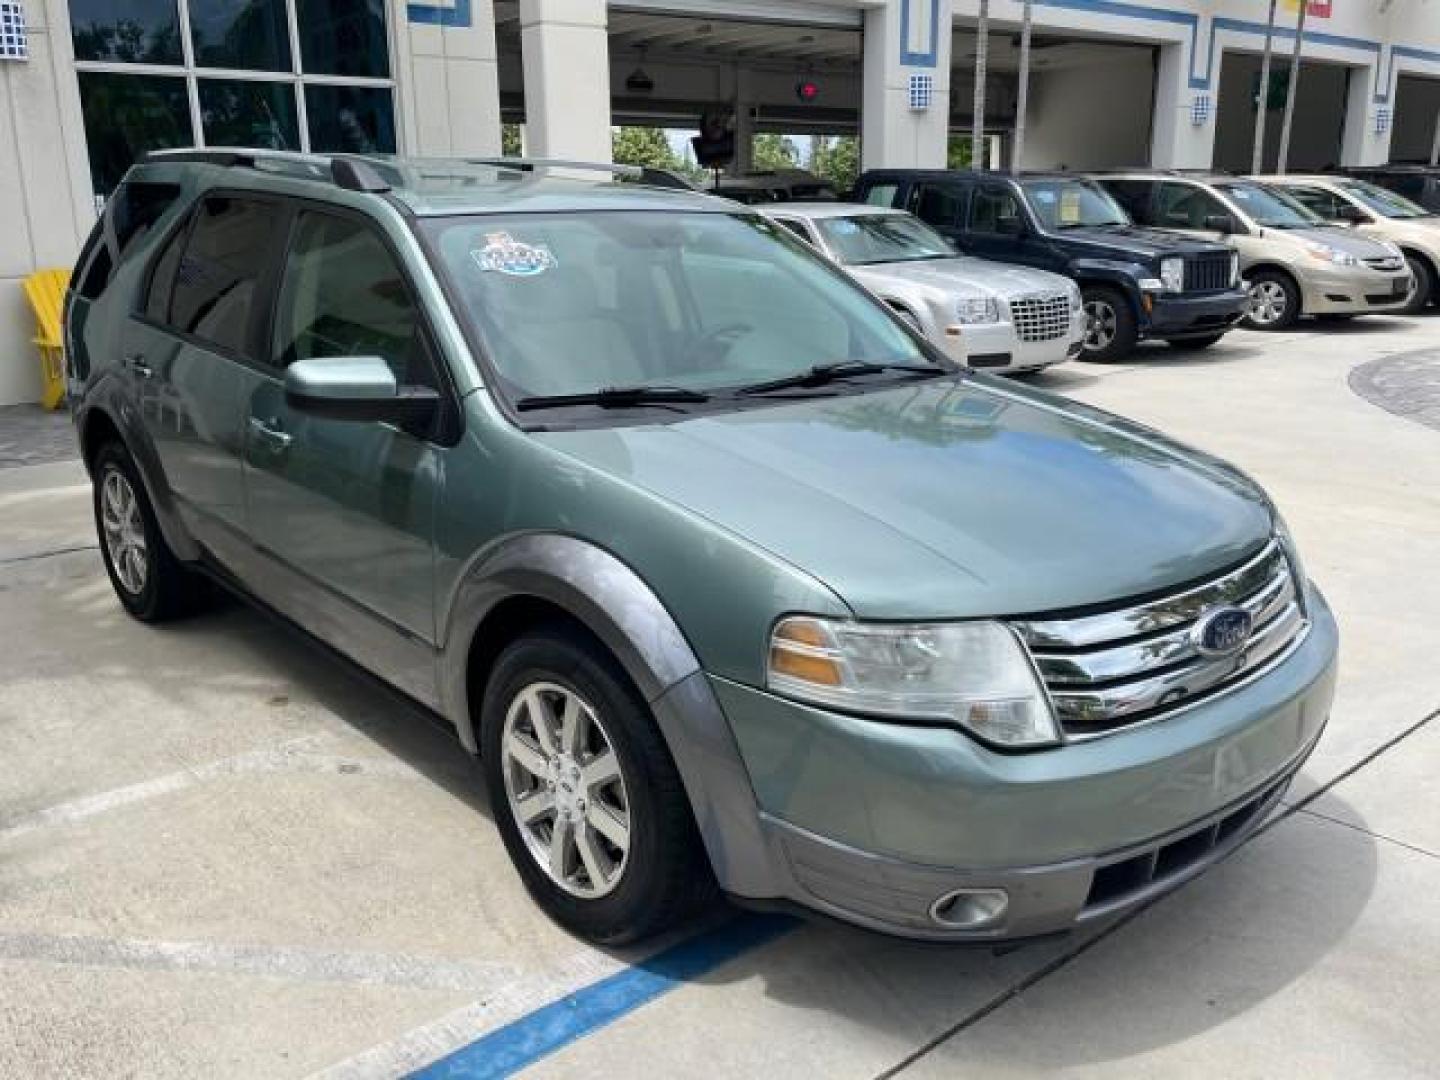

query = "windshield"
(422, 211), (939, 405)
(1336, 178), (1432, 219)
(1021, 179), (1129, 229)
(813, 213), (955, 265)
(1215, 182), (1324, 228)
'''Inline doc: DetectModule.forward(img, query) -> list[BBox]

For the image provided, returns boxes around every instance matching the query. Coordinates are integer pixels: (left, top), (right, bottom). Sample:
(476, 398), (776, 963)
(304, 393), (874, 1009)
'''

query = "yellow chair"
(23, 268), (71, 410)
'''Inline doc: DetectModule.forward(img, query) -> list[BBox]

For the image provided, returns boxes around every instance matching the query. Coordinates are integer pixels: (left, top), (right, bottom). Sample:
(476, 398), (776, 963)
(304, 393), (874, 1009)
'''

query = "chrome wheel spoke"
(559, 695), (583, 756)
(516, 789), (554, 825)
(505, 731), (549, 780)
(548, 815), (574, 879)
(574, 826), (610, 888)
(582, 748), (619, 790)
(586, 800), (629, 853)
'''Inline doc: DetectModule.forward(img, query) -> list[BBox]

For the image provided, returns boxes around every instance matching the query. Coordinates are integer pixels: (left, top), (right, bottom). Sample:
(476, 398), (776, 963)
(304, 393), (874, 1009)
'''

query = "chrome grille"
(1183, 253), (1232, 293)
(1009, 294), (1071, 342)
(1364, 255), (1404, 272)
(1011, 541), (1309, 739)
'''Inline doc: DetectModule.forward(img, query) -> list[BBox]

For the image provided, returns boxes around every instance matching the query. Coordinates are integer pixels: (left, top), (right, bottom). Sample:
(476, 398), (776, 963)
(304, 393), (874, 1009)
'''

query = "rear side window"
(75, 181), (182, 301)
(1103, 179), (1153, 223)
(968, 186), (1025, 235)
(164, 196), (279, 355)
(909, 183), (965, 230)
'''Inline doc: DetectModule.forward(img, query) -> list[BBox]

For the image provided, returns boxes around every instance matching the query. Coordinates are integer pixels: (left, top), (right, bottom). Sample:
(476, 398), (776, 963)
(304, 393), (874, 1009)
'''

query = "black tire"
(1401, 253), (1434, 314)
(1165, 333), (1226, 350)
(480, 625), (714, 944)
(1079, 286), (1138, 362)
(1241, 269), (1300, 330)
(92, 441), (198, 622)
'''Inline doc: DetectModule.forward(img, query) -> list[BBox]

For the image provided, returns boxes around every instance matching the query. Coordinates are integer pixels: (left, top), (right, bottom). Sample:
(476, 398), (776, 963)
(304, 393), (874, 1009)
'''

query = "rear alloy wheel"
(1401, 254), (1434, 314)
(1242, 271), (1300, 330)
(1079, 287), (1138, 362)
(92, 441), (198, 622)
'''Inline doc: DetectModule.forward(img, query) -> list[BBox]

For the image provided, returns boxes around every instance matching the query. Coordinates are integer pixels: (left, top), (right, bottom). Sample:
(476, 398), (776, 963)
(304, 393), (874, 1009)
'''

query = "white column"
(861, 0), (953, 170)
(1340, 62), (1392, 166)
(402, 0), (503, 157)
(520, 0), (611, 162)
(1150, 40), (1215, 169)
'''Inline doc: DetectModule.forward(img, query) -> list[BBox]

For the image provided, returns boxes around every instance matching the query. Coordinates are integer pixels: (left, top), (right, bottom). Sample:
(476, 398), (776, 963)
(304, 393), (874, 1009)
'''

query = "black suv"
(854, 170), (1247, 360)
(1336, 165), (1440, 213)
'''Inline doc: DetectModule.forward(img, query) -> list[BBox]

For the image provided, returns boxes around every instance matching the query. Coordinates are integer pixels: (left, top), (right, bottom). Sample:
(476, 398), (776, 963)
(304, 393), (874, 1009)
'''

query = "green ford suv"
(65, 151), (1337, 944)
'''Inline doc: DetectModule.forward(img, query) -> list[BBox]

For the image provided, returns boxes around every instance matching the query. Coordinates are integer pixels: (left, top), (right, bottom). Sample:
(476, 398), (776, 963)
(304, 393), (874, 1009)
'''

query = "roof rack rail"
(465, 156), (699, 191)
(142, 147), (393, 193)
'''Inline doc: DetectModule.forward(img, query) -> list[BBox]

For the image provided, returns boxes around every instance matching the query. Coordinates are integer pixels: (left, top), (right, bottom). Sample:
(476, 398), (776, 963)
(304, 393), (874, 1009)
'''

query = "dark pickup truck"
(853, 170), (1248, 360)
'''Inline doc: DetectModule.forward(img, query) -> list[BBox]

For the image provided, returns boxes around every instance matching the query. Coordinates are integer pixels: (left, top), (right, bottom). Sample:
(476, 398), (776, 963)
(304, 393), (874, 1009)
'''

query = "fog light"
(929, 887), (1009, 929)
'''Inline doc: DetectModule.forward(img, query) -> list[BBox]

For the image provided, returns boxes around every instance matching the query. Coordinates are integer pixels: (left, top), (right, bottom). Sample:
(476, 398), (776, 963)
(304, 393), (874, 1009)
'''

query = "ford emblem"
(1192, 605), (1254, 658)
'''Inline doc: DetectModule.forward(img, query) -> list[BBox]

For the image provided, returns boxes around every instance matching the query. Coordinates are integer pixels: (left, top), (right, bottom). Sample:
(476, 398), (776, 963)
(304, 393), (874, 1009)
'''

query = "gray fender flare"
(439, 534), (780, 897)
(78, 391), (201, 562)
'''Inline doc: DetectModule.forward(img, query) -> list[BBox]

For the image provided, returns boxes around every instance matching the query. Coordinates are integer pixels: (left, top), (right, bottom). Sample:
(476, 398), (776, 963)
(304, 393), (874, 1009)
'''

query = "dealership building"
(0, 0), (1438, 403)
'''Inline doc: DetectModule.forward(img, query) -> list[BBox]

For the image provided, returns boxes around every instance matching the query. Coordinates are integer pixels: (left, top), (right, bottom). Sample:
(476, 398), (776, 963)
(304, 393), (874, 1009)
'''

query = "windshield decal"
(470, 232), (558, 276)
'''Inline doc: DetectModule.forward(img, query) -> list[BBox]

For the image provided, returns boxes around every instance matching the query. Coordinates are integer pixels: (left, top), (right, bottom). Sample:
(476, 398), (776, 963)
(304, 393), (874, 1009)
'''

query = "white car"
(762, 204), (1085, 374)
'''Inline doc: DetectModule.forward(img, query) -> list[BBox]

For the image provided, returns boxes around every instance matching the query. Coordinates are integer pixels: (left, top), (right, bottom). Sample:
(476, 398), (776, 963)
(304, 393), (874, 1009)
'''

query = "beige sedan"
(1254, 174), (1440, 313)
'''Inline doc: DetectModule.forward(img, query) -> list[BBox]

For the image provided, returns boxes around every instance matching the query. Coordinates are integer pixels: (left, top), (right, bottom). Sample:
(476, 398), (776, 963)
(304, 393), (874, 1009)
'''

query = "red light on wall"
(796, 80), (819, 102)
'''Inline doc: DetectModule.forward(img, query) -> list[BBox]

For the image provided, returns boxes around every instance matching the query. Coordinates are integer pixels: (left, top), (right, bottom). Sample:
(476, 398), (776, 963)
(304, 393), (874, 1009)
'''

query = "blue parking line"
(408, 914), (798, 1079)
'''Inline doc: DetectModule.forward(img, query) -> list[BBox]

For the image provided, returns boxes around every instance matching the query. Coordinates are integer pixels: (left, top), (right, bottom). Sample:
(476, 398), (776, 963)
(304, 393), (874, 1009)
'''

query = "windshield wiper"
(732, 360), (942, 397)
(515, 386), (710, 412)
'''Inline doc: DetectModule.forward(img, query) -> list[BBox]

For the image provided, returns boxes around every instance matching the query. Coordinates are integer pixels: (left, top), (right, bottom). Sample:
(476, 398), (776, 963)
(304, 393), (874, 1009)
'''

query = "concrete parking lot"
(1, 317), (1437, 1079)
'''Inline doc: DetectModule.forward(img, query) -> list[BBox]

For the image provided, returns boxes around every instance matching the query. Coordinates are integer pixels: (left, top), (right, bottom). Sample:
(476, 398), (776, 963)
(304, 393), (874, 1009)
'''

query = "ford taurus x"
(65, 151), (1337, 944)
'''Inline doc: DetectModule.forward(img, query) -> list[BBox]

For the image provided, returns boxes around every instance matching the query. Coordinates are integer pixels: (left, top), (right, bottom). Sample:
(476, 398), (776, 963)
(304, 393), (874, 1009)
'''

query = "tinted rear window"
(166, 196), (280, 355)
(75, 181), (182, 301)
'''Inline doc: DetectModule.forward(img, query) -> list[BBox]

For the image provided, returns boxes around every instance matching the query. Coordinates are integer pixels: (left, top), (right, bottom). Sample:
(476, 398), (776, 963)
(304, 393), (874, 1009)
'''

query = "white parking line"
(0, 734), (335, 842)
(0, 930), (524, 994)
(309, 947), (630, 1080)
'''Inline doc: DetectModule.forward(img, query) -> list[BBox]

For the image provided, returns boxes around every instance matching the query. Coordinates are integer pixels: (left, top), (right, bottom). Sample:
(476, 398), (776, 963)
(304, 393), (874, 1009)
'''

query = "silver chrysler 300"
(763, 203), (1086, 374)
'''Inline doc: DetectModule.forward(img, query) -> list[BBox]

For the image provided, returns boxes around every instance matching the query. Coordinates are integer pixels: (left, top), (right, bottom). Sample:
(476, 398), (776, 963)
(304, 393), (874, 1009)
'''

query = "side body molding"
(438, 533), (780, 897)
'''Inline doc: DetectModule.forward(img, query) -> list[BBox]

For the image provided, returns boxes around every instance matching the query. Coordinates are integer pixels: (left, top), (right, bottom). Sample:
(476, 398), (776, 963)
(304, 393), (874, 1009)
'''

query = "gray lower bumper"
(757, 735), (1311, 941)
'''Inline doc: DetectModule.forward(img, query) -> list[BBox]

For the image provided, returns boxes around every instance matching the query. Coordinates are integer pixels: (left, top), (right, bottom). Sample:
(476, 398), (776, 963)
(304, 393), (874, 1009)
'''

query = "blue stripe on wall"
(409, 0), (473, 28)
(407, 915), (798, 1080)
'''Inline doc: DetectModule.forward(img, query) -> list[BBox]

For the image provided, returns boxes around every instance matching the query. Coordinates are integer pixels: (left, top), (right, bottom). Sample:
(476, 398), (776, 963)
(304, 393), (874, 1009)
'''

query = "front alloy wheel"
(99, 468), (148, 596)
(1083, 298), (1118, 353)
(1242, 271), (1299, 330)
(501, 682), (631, 898)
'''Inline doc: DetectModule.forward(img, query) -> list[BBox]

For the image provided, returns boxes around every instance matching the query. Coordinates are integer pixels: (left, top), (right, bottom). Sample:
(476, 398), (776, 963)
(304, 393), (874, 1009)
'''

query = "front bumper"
(938, 315), (1085, 374)
(1143, 287), (1248, 339)
(708, 586), (1337, 941)
(1299, 265), (1412, 314)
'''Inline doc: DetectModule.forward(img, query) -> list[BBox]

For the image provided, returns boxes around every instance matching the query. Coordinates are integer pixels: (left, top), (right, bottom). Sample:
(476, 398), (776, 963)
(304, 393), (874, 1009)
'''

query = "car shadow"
(671, 797), (1377, 1071)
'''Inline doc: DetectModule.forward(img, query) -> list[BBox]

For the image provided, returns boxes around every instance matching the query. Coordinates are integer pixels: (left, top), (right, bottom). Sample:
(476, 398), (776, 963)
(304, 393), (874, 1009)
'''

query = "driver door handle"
(248, 416), (293, 452)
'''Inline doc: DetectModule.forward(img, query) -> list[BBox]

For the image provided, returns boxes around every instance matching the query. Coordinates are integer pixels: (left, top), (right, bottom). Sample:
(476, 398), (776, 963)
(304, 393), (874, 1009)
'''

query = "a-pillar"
(519, 0), (612, 162)
(1341, 60), (1393, 166)
(1150, 40), (1216, 169)
(861, 0), (953, 170)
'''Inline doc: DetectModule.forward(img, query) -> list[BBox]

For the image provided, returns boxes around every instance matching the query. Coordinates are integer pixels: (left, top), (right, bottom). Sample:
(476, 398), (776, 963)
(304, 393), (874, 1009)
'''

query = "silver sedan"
(762, 204), (1085, 374)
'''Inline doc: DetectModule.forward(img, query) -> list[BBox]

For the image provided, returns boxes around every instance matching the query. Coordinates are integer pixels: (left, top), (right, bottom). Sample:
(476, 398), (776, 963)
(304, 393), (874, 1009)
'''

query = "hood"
(537, 379), (1273, 619)
(1046, 225), (1228, 260)
(1288, 226), (1397, 257)
(851, 257), (1073, 299)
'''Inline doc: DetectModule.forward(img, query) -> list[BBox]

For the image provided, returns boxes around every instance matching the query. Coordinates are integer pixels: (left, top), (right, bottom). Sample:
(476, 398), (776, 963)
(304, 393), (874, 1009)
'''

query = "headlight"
(955, 297), (1000, 324)
(1302, 240), (1359, 267)
(1159, 256), (1185, 293)
(1229, 251), (1240, 286)
(767, 616), (1060, 748)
